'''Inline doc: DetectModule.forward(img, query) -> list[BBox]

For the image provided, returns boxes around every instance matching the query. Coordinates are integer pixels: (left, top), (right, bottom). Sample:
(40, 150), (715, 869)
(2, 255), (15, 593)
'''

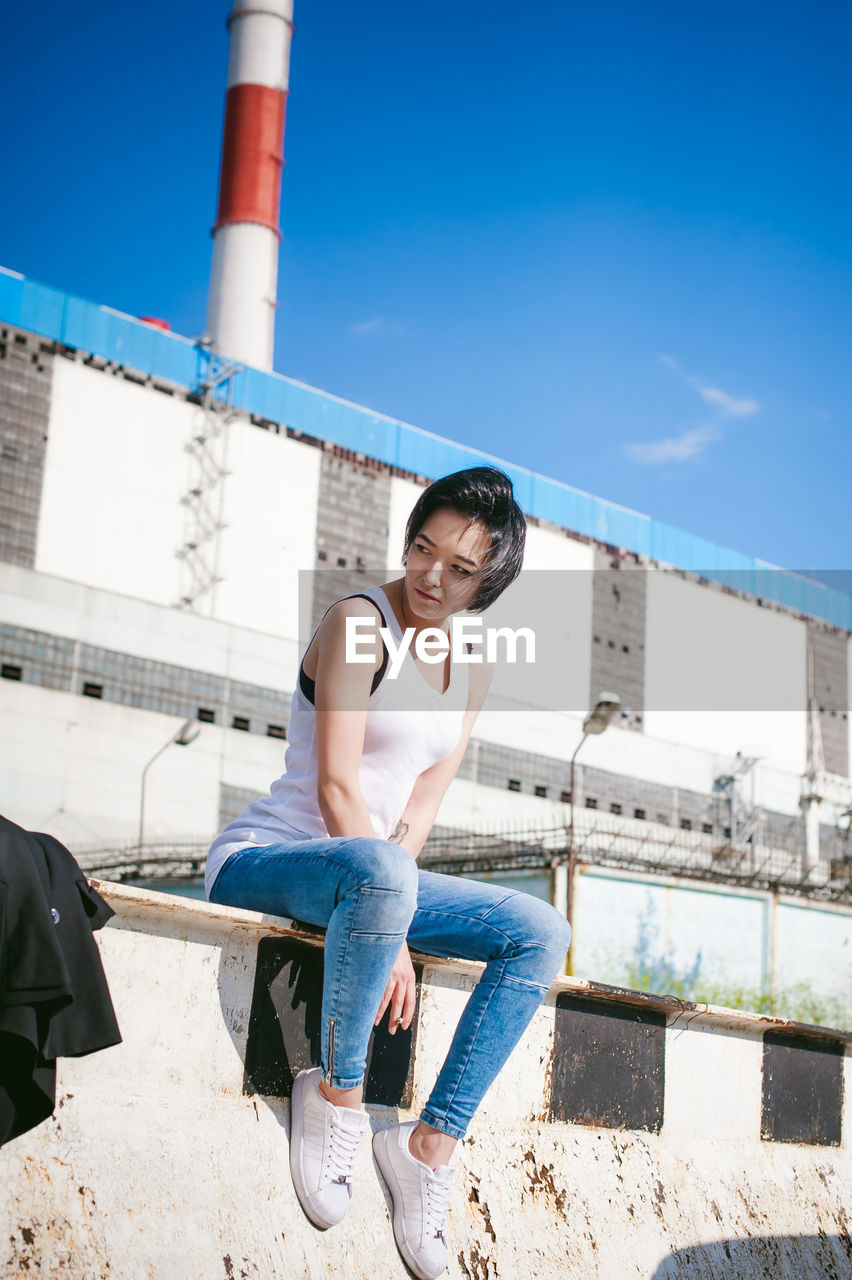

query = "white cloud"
(348, 317), (403, 336)
(657, 354), (760, 418)
(696, 385), (760, 418)
(626, 356), (760, 464)
(349, 318), (386, 335)
(625, 424), (722, 465)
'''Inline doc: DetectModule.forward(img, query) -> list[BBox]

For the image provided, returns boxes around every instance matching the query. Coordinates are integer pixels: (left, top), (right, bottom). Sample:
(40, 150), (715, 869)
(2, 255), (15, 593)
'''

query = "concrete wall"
(1, 885), (849, 1279)
(774, 898), (852, 1006)
(36, 358), (191, 607)
(0, 326), (52, 568)
(35, 358), (322, 636)
(214, 421), (321, 639)
(844, 629), (849, 768)
(312, 454), (392, 628)
(490, 524), (594, 716)
(386, 475), (422, 570)
(591, 554), (646, 732)
(644, 573), (808, 776)
(0, 563), (295, 848)
(0, 679), (285, 851)
(574, 869), (771, 992)
(809, 626), (849, 778)
(0, 562), (299, 688)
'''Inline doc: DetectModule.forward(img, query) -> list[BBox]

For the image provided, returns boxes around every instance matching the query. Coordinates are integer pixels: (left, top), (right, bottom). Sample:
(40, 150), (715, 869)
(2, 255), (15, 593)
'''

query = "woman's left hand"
(375, 941), (416, 1035)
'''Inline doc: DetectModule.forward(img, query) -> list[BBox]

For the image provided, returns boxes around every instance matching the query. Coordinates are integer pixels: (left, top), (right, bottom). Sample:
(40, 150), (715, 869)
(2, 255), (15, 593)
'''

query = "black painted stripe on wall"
(243, 935), (420, 1108)
(549, 992), (666, 1132)
(761, 1030), (845, 1147)
(241, 940), (849, 1148)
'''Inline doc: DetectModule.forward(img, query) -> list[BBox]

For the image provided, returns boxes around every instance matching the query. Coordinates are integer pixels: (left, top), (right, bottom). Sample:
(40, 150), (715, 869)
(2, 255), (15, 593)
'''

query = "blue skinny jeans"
(210, 836), (571, 1140)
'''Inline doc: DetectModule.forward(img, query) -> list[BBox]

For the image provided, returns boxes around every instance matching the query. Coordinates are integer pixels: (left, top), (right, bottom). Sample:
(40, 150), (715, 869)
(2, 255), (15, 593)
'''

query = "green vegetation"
(585, 894), (852, 1032)
(618, 965), (852, 1033)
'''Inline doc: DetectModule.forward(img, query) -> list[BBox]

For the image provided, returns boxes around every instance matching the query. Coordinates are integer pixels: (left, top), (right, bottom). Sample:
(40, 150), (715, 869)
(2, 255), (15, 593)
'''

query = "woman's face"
(404, 507), (490, 621)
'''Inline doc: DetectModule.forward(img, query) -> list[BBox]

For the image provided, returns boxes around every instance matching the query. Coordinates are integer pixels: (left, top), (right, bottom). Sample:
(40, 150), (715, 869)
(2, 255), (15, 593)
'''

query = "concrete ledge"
(1, 882), (850, 1279)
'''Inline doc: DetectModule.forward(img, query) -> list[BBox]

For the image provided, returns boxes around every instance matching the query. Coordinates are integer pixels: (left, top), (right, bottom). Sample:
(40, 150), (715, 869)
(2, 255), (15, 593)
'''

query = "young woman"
(205, 467), (571, 1280)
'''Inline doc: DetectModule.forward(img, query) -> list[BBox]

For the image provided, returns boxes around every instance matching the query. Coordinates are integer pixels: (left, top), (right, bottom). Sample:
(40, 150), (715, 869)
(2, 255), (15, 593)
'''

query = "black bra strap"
(299, 592), (390, 706)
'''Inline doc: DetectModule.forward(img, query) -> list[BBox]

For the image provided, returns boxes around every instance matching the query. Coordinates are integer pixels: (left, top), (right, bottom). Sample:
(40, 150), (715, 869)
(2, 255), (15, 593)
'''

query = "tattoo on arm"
(389, 819), (409, 845)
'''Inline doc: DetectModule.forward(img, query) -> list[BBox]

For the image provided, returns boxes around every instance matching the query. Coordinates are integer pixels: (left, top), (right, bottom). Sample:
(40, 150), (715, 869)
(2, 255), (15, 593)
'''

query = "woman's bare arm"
(314, 597), (384, 839)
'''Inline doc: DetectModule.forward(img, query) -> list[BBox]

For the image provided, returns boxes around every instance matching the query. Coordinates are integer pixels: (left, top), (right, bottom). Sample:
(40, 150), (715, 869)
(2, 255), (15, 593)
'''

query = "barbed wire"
(77, 818), (852, 905)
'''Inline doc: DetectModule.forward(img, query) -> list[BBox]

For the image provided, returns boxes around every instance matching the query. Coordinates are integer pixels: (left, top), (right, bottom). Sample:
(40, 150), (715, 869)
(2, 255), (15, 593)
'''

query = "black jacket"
(0, 815), (122, 1145)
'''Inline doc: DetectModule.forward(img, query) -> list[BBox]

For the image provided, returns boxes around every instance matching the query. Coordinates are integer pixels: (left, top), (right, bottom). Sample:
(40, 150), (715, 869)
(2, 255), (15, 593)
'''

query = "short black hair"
(403, 467), (526, 611)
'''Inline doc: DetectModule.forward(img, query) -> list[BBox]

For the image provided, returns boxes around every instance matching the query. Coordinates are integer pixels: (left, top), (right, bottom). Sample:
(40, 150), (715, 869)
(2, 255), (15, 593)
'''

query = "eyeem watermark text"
(346, 616), (536, 679)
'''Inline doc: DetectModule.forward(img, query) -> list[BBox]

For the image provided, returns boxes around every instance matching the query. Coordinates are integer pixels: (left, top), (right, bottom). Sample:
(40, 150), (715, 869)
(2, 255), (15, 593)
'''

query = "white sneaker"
(373, 1120), (455, 1280)
(289, 1067), (370, 1229)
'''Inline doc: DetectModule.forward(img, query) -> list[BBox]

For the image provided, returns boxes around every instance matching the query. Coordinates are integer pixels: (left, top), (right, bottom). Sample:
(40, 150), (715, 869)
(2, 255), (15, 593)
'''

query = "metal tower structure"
(177, 352), (241, 612)
(714, 753), (761, 851)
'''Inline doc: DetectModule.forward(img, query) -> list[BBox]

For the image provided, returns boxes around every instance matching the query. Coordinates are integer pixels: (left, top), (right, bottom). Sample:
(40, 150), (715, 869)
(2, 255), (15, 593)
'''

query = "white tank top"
(205, 585), (469, 897)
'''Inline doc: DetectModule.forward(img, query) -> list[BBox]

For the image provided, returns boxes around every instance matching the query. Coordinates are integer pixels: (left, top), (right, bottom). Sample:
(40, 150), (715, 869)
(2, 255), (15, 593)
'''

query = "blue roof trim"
(2, 267), (849, 631)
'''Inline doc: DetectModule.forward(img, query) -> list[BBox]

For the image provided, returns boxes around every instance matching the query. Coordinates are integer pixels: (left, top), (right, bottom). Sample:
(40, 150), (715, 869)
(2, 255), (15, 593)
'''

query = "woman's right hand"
(374, 940), (417, 1035)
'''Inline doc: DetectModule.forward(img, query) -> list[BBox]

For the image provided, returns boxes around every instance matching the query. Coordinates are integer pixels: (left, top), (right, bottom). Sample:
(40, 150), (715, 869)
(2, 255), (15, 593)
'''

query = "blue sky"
(2, 0), (849, 572)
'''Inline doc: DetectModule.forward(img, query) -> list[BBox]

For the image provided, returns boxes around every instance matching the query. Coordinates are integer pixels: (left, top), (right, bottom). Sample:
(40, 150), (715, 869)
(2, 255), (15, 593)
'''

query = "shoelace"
(423, 1172), (453, 1240)
(325, 1115), (364, 1185)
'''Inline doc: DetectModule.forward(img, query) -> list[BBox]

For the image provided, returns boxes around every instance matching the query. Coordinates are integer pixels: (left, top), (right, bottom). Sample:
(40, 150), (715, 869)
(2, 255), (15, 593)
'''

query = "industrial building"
(3, 270), (851, 1020)
(1, 0), (850, 1022)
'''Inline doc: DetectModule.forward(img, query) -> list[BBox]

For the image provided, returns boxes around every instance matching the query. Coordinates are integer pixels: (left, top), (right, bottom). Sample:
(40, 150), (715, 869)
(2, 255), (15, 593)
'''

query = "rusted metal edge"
(558, 975), (852, 1044)
(90, 879), (852, 1046)
(89, 877), (326, 948)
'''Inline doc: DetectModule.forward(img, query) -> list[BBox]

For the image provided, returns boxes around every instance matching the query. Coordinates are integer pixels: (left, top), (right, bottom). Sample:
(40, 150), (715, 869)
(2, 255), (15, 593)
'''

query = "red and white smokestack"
(206, 0), (294, 371)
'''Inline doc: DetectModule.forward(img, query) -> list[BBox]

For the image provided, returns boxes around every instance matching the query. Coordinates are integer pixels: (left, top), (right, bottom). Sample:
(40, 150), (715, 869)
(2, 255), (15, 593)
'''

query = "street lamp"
(137, 719), (202, 853)
(564, 692), (620, 973)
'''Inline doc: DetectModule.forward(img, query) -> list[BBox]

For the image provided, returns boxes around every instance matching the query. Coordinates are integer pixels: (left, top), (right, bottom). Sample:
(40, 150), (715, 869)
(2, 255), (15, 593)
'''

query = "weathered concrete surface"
(1, 884), (850, 1280)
